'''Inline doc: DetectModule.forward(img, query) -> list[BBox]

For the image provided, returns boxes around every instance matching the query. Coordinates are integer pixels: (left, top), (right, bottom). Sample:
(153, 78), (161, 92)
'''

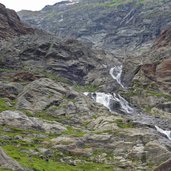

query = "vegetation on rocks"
(0, 0), (171, 171)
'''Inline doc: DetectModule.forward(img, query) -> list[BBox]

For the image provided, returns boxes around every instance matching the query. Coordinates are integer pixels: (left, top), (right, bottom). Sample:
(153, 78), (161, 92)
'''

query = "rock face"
(120, 27), (171, 116)
(18, 0), (171, 54)
(0, 110), (66, 133)
(0, 34), (118, 89)
(0, 3), (34, 40)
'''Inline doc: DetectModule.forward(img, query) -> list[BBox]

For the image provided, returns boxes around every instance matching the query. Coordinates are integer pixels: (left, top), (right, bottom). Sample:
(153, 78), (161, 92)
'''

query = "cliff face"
(121, 27), (171, 118)
(0, 3), (34, 40)
(18, 0), (171, 54)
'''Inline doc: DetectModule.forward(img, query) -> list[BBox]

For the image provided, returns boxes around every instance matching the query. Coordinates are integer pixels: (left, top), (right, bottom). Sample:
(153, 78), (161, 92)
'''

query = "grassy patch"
(115, 119), (134, 129)
(0, 98), (14, 112)
(63, 126), (86, 137)
(3, 145), (113, 171)
(74, 84), (99, 92)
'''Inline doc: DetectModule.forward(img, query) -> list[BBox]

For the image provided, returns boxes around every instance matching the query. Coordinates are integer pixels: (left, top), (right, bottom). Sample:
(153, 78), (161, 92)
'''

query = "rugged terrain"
(0, 1), (171, 171)
(0, 3), (34, 40)
(18, 0), (171, 54)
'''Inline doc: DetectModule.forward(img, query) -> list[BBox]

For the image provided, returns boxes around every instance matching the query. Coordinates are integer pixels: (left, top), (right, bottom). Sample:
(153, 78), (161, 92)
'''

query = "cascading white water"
(86, 65), (170, 140)
(109, 65), (124, 88)
(93, 93), (112, 111)
(113, 93), (134, 113)
(84, 64), (134, 114)
(84, 92), (134, 114)
(155, 126), (171, 140)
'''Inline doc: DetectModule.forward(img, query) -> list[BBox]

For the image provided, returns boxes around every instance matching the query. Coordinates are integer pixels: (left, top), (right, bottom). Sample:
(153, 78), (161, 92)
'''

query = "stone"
(0, 110), (66, 133)
(16, 78), (68, 111)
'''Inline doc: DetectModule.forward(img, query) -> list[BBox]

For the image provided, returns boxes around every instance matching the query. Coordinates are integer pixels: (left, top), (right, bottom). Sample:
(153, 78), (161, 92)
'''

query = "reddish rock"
(12, 72), (37, 82)
(0, 3), (34, 40)
(140, 58), (171, 93)
(141, 63), (157, 81)
(154, 28), (171, 48)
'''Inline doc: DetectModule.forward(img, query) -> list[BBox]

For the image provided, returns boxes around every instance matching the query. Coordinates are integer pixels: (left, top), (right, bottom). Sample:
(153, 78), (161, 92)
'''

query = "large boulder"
(16, 78), (69, 111)
(0, 110), (66, 133)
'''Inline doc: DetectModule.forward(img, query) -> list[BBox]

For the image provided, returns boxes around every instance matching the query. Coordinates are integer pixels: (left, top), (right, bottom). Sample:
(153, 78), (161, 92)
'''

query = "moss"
(0, 98), (14, 112)
(74, 84), (99, 92)
(0, 68), (16, 73)
(115, 119), (134, 129)
(2, 145), (113, 171)
(63, 126), (86, 137)
(146, 90), (171, 101)
(143, 105), (153, 113)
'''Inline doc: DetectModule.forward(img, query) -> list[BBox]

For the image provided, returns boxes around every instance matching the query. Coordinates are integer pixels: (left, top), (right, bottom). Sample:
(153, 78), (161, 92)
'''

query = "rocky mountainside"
(0, 3), (34, 40)
(18, 0), (171, 54)
(121, 26), (171, 115)
(0, 2), (171, 171)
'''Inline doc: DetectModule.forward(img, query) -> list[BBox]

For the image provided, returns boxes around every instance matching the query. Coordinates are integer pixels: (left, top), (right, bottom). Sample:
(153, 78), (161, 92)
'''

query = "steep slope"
(0, 3), (34, 40)
(120, 27), (171, 119)
(1, 2), (171, 171)
(18, 0), (171, 54)
(1, 34), (171, 171)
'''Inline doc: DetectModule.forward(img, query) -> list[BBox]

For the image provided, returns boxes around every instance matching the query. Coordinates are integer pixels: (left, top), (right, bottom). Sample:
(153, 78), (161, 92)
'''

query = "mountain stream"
(84, 64), (171, 140)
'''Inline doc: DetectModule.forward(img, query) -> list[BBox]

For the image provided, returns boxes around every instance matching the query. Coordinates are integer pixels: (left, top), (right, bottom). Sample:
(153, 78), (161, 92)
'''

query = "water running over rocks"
(84, 65), (134, 114)
(109, 65), (124, 88)
(84, 65), (171, 141)
(155, 126), (171, 140)
(84, 92), (134, 113)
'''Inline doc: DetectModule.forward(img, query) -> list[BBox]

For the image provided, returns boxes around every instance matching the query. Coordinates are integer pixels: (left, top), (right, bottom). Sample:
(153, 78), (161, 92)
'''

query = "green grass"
(63, 126), (86, 137)
(0, 98), (14, 112)
(74, 84), (99, 92)
(115, 119), (134, 129)
(2, 145), (113, 171)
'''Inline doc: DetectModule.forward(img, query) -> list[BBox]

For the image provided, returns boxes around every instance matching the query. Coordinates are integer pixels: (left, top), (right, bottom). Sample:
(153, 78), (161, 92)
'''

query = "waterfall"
(84, 64), (134, 114)
(113, 93), (134, 113)
(109, 65), (124, 88)
(85, 64), (171, 140)
(84, 92), (134, 114)
(155, 126), (171, 140)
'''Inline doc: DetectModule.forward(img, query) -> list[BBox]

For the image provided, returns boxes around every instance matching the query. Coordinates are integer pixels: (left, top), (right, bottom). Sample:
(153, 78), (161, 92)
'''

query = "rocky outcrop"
(0, 3), (34, 40)
(16, 78), (70, 111)
(0, 110), (66, 133)
(0, 34), (118, 89)
(119, 25), (171, 117)
(18, 0), (171, 54)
